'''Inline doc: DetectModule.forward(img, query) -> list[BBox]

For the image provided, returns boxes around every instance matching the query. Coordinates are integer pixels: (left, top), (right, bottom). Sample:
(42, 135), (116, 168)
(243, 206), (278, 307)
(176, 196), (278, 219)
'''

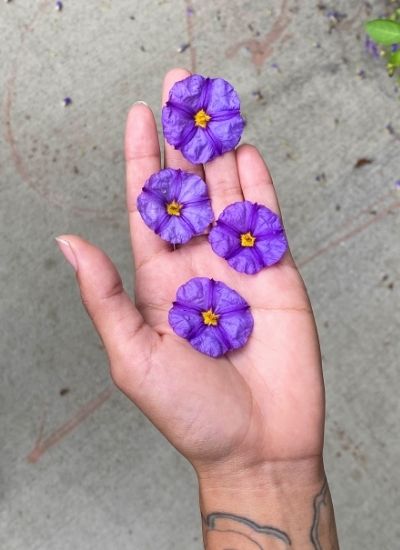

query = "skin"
(57, 68), (339, 549)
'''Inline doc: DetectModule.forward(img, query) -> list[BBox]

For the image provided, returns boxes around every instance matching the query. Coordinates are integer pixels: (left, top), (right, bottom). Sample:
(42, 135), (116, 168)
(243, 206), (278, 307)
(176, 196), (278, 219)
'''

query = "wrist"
(196, 457), (338, 549)
(196, 454), (325, 498)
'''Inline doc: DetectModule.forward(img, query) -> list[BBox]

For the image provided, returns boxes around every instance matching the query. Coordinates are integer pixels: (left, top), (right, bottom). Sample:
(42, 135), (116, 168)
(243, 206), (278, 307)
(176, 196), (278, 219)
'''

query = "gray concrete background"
(1, 0), (399, 548)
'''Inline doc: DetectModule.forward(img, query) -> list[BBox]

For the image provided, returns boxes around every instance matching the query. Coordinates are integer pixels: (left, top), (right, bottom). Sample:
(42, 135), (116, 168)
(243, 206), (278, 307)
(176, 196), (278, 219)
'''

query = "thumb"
(55, 235), (159, 389)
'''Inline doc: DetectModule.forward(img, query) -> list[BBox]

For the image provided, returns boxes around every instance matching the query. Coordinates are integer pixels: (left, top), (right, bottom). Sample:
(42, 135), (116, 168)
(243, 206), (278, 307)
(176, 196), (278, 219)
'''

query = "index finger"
(125, 102), (170, 269)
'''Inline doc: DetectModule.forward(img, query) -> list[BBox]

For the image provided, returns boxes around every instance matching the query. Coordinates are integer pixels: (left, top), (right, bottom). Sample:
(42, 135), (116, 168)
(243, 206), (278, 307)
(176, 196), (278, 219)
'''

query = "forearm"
(197, 458), (339, 549)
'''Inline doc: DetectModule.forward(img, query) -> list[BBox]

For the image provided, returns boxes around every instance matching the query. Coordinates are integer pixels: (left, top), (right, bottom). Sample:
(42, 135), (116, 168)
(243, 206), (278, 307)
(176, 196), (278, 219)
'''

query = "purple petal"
(160, 215), (194, 244)
(137, 168), (213, 244)
(189, 326), (227, 357)
(169, 277), (253, 357)
(207, 115), (244, 155)
(205, 78), (241, 113)
(182, 203), (213, 234)
(180, 126), (217, 165)
(174, 277), (212, 311)
(168, 305), (204, 339)
(209, 201), (288, 274)
(212, 280), (249, 313)
(214, 201), (255, 234)
(207, 224), (240, 258)
(227, 247), (263, 274)
(166, 74), (205, 111)
(252, 204), (284, 235)
(162, 105), (195, 149)
(219, 309), (254, 350)
(254, 235), (288, 267)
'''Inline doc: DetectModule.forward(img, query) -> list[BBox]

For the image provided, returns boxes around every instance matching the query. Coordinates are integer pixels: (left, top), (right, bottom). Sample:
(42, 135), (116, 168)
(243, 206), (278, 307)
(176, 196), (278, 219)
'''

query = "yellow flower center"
(240, 232), (256, 247)
(166, 200), (182, 216)
(202, 309), (219, 326)
(194, 109), (211, 128)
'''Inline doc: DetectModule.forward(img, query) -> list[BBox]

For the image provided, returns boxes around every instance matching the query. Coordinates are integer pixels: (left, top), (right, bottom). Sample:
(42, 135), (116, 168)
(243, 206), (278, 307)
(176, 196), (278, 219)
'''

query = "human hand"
(57, 68), (333, 547)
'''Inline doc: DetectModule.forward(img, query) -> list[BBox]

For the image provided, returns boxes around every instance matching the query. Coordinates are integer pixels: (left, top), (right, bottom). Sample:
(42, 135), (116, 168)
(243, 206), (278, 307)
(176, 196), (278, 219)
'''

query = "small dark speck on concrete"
(59, 388), (70, 396)
(357, 69), (366, 79)
(335, 204), (341, 211)
(388, 282), (394, 290)
(315, 172), (326, 183)
(354, 158), (373, 169)
(62, 97), (72, 107)
(73, 166), (79, 175)
(251, 89), (264, 101)
(129, 15), (135, 20)
(44, 258), (57, 270)
(386, 123), (395, 135)
(324, 321), (329, 328)
(369, 209), (377, 215)
(248, 23), (260, 36)
(177, 42), (190, 53)
(381, 274), (389, 282)
(140, 45), (146, 52)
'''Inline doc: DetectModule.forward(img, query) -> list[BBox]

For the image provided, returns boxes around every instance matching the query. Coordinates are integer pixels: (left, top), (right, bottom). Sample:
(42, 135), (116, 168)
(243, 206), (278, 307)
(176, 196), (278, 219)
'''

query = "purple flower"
(137, 168), (213, 245)
(169, 277), (253, 357)
(162, 74), (245, 165)
(209, 201), (288, 274)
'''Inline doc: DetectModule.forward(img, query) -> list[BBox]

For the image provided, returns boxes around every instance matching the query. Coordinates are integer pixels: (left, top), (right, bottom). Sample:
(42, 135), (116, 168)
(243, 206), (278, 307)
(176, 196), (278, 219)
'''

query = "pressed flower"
(137, 168), (213, 245)
(169, 277), (253, 357)
(162, 74), (245, 165)
(209, 201), (288, 274)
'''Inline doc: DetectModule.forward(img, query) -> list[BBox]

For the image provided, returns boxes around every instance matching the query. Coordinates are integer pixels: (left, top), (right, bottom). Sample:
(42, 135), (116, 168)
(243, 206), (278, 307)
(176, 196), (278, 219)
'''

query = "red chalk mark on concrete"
(2, 2), (122, 221)
(226, 0), (292, 70)
(27, 386), (114, 463)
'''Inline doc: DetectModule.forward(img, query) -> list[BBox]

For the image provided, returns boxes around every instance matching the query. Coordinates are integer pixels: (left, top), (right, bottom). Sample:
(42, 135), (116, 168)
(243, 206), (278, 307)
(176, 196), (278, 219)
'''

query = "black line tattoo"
(310, 478), (328, 549)
(204, 511), (291, 547)
(209, 528), (264, 549)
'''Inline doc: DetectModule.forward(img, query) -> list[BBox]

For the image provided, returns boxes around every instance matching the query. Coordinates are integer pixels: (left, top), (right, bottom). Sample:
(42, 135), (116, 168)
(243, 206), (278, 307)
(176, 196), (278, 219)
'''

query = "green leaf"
(389, 50), (400, 67)
(364, 19), (400, 45)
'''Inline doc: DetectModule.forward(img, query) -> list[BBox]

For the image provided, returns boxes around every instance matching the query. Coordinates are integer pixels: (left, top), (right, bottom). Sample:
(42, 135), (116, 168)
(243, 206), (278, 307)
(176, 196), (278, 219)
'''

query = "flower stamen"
(240, 232), (256, 247)
(201, 309), (219, 326)
(194, 109), (211, 128)
(166, 200), (183, 216)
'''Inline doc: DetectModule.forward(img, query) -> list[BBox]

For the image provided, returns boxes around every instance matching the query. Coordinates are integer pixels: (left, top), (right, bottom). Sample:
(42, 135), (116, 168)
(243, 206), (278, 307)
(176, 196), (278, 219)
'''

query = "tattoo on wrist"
(310, 477), (338, 550)
(203, 478), (338, 549)
(203, 511), (291, 547)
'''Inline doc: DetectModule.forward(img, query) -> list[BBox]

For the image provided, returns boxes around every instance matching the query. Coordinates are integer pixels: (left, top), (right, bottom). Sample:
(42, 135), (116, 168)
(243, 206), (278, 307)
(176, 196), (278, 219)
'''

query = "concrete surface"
(1, 0), (399, 548)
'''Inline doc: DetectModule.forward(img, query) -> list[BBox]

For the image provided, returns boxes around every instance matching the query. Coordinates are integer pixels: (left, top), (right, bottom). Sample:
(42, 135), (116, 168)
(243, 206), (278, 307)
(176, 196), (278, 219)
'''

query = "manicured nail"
(55, 237), (78, 271)
(133, 100), (148, 106)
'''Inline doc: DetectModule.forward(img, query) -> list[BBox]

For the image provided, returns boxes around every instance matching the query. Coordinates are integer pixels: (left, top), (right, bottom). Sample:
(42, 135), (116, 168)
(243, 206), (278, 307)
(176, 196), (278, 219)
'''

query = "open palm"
(62, 69), (324, 476)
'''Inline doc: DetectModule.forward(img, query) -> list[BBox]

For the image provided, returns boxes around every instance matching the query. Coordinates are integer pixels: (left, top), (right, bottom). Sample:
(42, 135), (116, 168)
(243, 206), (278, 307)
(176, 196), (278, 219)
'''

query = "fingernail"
(133, 100), (148, 106)
(55, 237), (78, 271)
